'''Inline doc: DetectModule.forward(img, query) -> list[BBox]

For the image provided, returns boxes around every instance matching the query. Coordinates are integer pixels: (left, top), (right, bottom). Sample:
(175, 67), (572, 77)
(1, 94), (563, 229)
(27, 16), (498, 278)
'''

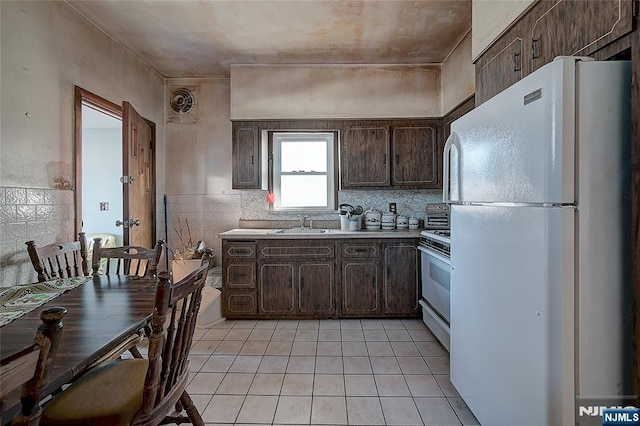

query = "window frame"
(269, 131), (339, 212)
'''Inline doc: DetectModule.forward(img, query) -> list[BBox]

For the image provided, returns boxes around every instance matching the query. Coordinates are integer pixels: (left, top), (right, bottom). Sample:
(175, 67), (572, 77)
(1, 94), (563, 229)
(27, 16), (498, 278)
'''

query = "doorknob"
(115, 219), (141, 228)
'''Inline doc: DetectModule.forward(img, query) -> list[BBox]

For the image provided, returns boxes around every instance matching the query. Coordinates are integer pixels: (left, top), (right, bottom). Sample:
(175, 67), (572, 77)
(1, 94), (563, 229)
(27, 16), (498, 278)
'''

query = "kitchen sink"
(271, 228), (331, 235)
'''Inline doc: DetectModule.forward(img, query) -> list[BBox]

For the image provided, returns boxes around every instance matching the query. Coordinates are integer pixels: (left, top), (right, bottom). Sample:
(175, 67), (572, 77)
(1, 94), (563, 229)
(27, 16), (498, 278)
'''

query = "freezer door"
(448, 57), (579, 204)
(450, 204), (575, 425)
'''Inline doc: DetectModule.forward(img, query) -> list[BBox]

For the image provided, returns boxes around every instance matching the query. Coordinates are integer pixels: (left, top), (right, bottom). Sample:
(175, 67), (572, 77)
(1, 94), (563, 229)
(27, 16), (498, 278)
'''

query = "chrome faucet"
(298, 215), (309, 228)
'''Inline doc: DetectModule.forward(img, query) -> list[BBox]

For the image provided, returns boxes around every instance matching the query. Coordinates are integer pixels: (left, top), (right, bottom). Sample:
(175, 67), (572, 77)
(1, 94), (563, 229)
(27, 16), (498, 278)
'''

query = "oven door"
(418, 245), (451, 322)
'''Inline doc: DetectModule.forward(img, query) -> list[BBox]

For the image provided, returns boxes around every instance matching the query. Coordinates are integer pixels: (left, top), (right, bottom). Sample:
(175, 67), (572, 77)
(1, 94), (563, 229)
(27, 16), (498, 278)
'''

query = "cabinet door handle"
(513, 52), (521, 72)
(383, 154), (386, 165)
(395, 155), (399, 165)
(532, 38), (540, 60)
(251, 155), (254, 165)
(353, 248), (368, 252)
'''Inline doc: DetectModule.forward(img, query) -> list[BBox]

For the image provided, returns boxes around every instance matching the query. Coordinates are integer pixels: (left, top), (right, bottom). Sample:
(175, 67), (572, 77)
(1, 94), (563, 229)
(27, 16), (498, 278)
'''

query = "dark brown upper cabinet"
(475, 0), (634, 105)
(232, 122), (260, 189)
(531, 0), (633, 72)
(341, 125), (391, 188)
(231, 119), (444, 191)
(391, 125), (438, 187)
(341, 121), (441, 190)
(475, 36), (525, 106)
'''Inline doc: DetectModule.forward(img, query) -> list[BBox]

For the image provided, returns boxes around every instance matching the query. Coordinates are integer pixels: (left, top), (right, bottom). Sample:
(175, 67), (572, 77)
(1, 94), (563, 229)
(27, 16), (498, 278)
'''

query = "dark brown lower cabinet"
(382, 241), (420, 316)
(226, 292), (257, 315)
(257, 261), (336, 316)
(341, 240), (381, 317)
(222, 240), (258, 317)
(222, 237), (418, 319)
(259, 263), (295, 314)
(298, 263), (335, 315)
(342, 261), (380, 316)
(257, 240), (337, 318)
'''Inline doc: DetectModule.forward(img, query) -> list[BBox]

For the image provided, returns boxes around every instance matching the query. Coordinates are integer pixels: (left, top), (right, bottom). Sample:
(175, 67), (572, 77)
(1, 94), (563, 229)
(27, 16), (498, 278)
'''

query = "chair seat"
(41, 359), (148, 426)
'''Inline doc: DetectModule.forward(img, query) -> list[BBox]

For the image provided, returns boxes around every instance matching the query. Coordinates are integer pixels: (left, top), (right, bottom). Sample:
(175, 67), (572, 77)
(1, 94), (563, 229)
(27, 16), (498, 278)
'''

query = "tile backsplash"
(0, 186), (75, 287)
(240, 189), (443, 221)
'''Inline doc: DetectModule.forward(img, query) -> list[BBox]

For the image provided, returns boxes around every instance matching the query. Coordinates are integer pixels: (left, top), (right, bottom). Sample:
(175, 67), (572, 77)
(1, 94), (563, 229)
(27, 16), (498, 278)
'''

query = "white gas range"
(418, 204), (451, 351)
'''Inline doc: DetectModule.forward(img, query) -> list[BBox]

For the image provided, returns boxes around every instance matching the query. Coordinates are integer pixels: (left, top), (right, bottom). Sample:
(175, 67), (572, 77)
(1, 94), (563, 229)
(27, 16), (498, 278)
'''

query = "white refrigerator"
(445, 57), (632, 425)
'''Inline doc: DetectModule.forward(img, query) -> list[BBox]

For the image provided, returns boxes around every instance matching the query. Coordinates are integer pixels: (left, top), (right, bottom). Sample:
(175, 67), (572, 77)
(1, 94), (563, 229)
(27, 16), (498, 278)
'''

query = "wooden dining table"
(0, 274), (158, 421)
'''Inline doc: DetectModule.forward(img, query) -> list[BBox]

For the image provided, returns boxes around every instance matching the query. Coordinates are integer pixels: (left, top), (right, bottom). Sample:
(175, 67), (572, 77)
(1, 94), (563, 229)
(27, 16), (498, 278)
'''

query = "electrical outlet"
(99, 202), (109, 211)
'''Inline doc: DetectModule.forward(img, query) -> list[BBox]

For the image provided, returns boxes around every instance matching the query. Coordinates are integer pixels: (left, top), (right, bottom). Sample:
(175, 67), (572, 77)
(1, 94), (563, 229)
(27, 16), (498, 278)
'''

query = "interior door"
(122, 101), (155, 248)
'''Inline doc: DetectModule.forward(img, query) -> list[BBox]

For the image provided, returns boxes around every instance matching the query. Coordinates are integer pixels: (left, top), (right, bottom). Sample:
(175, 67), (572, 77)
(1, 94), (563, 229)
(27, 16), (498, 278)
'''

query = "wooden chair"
(26, 234), (89, 282)
(0, 307), (67, 426)
(91, 238), (164, 277)
(91, 238), (164, 360)
(40, 252), (212, 426)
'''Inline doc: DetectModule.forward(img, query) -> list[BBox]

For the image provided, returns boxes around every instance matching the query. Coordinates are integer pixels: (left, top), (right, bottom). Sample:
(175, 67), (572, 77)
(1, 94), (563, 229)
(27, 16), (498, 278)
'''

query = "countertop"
(220, 228), (421, 240)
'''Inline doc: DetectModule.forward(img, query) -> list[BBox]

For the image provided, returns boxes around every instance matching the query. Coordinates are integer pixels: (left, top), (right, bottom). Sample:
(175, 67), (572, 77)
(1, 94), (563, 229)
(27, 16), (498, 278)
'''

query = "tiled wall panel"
(0, 186), (75, 287)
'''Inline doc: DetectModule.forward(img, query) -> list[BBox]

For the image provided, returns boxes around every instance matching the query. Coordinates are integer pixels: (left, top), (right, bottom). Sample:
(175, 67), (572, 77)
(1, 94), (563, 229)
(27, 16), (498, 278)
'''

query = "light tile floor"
(185, 318), (479, 425)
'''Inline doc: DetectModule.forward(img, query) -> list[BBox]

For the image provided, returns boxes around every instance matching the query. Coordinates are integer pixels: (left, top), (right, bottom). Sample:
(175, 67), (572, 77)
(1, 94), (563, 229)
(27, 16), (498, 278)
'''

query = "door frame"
(74, 86), (122, 236)
(73, 86), (157, 245)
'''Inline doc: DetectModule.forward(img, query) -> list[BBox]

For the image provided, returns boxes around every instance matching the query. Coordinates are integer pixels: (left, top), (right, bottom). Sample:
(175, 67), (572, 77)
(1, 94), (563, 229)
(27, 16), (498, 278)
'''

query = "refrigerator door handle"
(443, 132), (460, 203)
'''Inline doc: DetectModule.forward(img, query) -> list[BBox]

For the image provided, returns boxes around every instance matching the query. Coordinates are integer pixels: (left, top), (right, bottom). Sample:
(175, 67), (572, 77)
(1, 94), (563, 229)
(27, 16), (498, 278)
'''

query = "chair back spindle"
(26, 234), (89, 282)
(92, 238), (164, 277)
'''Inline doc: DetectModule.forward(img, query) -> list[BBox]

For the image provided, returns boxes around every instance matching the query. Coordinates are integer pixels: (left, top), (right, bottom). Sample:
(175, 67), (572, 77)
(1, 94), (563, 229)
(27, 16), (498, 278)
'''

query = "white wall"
(165, 79), (233, 195)
(82, 127), (123, 245)
(230, 65), (441, 119)
(0, 1), (165, 190)
(442, 30), (475, 114)
(472, 0), (535, 61)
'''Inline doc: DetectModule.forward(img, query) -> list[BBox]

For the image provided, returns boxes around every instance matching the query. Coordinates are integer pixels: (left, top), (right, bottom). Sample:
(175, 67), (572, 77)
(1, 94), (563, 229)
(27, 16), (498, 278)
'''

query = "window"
(271, 132), (336, 211)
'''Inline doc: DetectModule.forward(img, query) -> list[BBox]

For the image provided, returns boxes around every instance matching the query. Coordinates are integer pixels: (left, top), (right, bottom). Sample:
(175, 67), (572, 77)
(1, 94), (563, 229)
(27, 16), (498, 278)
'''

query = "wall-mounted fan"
(170, 88), (195, 114)
(167, 85), (199, 124)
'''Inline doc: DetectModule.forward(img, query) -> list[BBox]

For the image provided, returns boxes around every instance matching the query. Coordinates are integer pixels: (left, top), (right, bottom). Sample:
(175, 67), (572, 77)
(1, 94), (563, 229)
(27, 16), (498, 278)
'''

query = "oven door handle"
(417, 245), (450, 264)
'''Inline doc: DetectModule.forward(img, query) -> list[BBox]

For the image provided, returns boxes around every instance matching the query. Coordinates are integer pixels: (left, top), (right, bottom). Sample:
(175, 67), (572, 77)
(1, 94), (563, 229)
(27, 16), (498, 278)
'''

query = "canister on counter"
(409, 217), (419, 229)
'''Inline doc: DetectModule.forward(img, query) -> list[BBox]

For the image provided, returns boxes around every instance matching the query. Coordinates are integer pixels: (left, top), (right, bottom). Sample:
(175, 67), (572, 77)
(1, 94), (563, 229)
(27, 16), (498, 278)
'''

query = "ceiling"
(66, 0), (472, 78)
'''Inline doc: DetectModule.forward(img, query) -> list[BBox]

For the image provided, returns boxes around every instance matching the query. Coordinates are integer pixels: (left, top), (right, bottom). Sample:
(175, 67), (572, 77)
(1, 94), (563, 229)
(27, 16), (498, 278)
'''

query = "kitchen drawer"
(225, 291), (257, 316)
(225, 262), (256, 288)
(341, 241), (380, 258)
(258, 241), (335, 259)
(225, 241), (256, 259)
